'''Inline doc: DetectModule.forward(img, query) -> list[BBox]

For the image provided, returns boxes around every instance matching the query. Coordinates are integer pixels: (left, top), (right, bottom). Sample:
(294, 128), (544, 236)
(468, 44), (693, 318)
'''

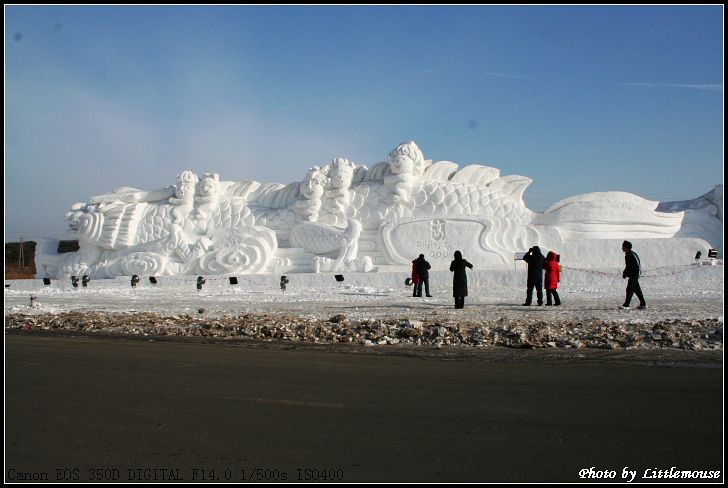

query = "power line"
(18, 235), (25, 269)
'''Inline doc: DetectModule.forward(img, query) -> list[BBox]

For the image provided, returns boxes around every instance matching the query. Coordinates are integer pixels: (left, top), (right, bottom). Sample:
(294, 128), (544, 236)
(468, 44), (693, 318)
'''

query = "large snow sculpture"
(39, 141), (706, 279)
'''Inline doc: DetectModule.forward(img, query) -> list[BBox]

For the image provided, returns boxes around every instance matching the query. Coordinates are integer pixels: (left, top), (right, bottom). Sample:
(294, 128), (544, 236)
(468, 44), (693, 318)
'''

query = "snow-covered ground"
(5, 263), (723, 322)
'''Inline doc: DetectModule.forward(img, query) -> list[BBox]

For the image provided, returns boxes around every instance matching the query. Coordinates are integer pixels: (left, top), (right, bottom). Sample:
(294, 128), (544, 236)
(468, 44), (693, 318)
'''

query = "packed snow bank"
(5, 264), (722, 351)
(7, 261), (723, 292)
(6, 264), (722, 314)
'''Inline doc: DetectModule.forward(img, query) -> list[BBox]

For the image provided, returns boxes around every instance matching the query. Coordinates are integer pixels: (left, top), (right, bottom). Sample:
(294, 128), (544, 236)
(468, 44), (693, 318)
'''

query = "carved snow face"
(197, 177), (218, 197)
(329, 166), (353, 190)
(174, 171), (199, 200)
(388, 142), (425, 176)
(64, 207), (102, 243)
(175, 182), (196, 200)
(388, 153), (415, 176)
(301, 173), (325, 200)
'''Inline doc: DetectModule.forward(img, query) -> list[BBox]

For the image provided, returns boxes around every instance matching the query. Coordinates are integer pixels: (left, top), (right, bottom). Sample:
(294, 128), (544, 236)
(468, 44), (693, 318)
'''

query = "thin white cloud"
(481, 71), (531, 80)
(422, 69), (531, 79)
(421, 69), (448, 75)
(616, 82), (723, 91)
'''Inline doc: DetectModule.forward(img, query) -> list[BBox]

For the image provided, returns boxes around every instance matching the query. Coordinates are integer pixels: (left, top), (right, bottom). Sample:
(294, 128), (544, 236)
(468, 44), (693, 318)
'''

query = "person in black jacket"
(621, 241), (646, 309)
(522, 246), (545, 306)
(449, 250), (473, 309)
(412, 254), (432, 297)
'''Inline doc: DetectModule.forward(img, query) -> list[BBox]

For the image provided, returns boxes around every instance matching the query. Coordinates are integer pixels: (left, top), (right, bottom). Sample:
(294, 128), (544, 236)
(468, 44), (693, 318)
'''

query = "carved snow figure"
(320, 158), (355, 227)
(169, 170), (199, 225)
(290, 219), (373, 273)
(191, 173), (220, 228)
(40, 140), (710, 279)
(383, 141), (427, 204)
(292, 166), (326, 222)
(57, 169), (279, 278)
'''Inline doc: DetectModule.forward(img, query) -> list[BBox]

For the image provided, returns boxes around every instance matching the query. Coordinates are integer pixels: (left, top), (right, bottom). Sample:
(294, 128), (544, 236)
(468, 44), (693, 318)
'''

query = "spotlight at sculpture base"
(405, 278), (413, 286)
(197, 276), (205, 290)
(708, 248), (718, 258)
(334, 275), (345, 282)
(280, 275), (289, 290)
(229, 277), (238, 285)
(71, 276), (79, 288)
(149, 276), (158, 284)
(43, 278), (51, 286)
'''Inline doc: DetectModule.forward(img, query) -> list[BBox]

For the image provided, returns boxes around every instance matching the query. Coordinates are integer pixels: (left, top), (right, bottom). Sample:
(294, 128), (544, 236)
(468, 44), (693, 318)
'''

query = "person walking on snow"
(621, 240), (647, 310)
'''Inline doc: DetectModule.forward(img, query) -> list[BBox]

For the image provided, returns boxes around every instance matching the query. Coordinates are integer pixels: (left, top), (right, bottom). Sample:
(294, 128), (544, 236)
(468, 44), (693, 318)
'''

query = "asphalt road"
(5, 335), (724, 483)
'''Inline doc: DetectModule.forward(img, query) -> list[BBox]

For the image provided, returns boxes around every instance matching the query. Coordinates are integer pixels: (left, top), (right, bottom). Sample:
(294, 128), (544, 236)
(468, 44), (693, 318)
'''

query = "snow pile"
(658, 184), (723, 257)
(5, 311), (722, 351)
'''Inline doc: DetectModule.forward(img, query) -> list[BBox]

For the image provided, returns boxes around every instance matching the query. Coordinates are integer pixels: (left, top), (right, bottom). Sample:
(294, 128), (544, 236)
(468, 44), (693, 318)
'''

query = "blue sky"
(5, 5), (723, 241)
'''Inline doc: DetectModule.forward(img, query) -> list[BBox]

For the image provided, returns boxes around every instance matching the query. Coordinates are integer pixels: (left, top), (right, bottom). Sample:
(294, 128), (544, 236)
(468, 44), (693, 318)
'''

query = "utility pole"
(18, 235), (25, 269)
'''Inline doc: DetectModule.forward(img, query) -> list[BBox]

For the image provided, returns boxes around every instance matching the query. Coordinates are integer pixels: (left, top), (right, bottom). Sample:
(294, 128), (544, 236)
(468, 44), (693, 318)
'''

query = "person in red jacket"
(412, 254), (432, 298)
(543, 251), (561, 306)
(411, 262), (421, 297)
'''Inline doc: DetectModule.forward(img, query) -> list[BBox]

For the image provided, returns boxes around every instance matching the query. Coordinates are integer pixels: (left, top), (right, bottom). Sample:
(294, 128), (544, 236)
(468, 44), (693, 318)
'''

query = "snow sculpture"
(321, 158), (355, 226)
(384, 141), (427, 203)
(40, 141), (707, 279)
(169, 171), (199, 225)
(292, 166), (326, 222)
(291, 219), (373, 273)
